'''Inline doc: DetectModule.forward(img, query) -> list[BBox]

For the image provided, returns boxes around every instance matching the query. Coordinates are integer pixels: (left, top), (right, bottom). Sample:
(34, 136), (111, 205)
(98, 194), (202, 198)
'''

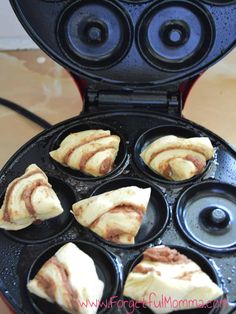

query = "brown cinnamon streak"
(79, 145), (116, 171)
(63, 134), (111, 165)
(36, 273), (56, 302)
(133, 264), (161, 275)
(153, 155), (206, 179)
(89, 203), (145, 244)
(99, 157), (113, 175)
(144, 247), (189, 264)
(3, 169), (46, 222)
(22, 179), (49, 219)
(89, 203), (145, 230)
(148, 146), (206, 164)
(37, 256), (80, 312)
(185, 155), (206, 172)
(175, 270), (201, 281)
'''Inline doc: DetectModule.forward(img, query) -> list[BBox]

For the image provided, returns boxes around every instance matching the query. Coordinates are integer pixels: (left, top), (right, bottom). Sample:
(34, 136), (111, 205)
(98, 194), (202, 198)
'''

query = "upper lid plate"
(10, 0), (236, 88)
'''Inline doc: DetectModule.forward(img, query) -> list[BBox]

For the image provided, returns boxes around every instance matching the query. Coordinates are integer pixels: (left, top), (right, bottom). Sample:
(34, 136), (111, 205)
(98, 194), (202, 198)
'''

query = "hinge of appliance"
(84, 90), (182, 116)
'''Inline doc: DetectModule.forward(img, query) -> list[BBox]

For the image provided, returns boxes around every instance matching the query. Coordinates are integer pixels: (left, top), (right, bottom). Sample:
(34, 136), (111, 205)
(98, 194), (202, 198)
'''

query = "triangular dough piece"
(50, 129), (120, 177)
(27, 242), (104, 314)
(124, 245), (223, 314)
(72, 186), (151, 244)
(140, 136), (214, 181)
(0, 164), (63, 230)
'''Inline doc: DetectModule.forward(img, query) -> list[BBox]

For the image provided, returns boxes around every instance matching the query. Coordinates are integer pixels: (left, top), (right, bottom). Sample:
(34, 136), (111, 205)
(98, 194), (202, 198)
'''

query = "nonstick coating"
(0, 110), (236, 314)
(176, 181), (236, 253)
(9, 0), (236, 87)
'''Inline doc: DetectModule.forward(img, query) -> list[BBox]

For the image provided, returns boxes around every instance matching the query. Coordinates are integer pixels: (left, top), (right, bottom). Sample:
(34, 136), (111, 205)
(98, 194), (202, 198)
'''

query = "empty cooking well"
(176, 181), (236, 253)
(137, 0), (214, 71)
(57, 0), (132, 69)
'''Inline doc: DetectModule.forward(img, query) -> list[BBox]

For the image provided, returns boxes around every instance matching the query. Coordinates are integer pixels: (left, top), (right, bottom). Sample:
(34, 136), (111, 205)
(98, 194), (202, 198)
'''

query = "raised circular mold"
(137, 0), (214, 71)
(202, 0), (236, 5)
(27, 241), (120, 314)
(120, 0), (151, 3)
(3, 177), (76, 244)
(49, 122), (128, 181)
(86, 177), (170, 248)
(134, 125), (212, 185)
(57, 0), (132, 69)
(124, 245), (222, 314)
(176, 181), (236, 252)
(41, 0), (64, 2)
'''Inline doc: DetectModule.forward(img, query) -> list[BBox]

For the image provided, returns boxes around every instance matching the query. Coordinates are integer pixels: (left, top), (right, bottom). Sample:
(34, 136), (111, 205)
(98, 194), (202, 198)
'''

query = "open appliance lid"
(10, 0), (236, 88)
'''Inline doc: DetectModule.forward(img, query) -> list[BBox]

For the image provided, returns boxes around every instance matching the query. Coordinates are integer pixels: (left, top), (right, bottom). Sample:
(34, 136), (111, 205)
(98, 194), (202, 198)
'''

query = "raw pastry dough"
(72, 186), (151, 244)
(124, 245), (223, 314)
(50, 129), (120, 177)
(140, 136), (214, 181)
(0, 164), (63, 230)
(27, 242), (104, 314)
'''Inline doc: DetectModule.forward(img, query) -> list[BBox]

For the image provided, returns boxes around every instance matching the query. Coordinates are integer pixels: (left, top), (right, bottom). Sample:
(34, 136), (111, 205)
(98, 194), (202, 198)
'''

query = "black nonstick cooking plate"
(2, 0), (236, 313)
(0, 111), (236, 314)
(9, 0), (236, 87)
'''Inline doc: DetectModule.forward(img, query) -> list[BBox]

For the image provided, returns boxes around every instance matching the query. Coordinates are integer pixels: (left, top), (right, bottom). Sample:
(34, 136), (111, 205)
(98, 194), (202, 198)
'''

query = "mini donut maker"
(0, 0), (236, 313)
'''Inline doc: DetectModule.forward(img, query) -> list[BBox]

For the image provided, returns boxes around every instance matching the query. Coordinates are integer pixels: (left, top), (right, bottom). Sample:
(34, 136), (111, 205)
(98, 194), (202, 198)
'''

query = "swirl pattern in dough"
(0, 164), (63, 230)
(49, 129), (120, 177)
(27, 242), (104, 314)
(124, 245), (223, 314)
(140, 136), (214, 181)
(72, 186), (151, 244)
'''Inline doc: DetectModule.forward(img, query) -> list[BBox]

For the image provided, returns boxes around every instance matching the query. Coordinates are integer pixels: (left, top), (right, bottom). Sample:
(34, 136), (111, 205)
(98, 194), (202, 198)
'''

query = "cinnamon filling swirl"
(36, 256), (80, 312)
(3, 170), (45, 222)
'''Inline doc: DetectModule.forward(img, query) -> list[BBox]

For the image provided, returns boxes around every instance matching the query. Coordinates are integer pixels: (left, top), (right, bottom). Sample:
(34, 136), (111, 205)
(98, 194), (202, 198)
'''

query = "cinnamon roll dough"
(140, 136), (214, 181)
(27, 242), (104, 314)
(124, 245), (223, 314)
(49, 129), (120, 177)
(0, 164), (63, 230)
(72, 186), (151, 244)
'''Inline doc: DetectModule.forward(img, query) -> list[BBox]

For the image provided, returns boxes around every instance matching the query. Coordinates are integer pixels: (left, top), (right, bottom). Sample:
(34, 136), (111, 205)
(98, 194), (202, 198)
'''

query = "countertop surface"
(0, 49), (236, 169)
